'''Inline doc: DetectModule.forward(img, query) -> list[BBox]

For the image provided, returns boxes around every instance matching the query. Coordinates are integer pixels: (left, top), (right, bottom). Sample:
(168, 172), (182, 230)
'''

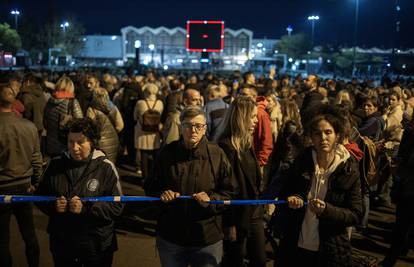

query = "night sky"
(1, 0), (414, 48)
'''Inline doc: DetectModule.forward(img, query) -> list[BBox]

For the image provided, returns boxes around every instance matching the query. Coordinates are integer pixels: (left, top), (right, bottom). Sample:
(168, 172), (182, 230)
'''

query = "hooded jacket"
(277, 146), (362, 267)
(253, 96), (273, 167)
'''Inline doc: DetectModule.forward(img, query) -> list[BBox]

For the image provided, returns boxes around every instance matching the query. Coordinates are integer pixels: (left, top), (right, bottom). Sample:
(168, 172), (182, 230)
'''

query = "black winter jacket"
(277, 147), (363, 267)
(36, 150), (123, 258)
(145, 137), (238, 246)
(218, 138), (263, 235)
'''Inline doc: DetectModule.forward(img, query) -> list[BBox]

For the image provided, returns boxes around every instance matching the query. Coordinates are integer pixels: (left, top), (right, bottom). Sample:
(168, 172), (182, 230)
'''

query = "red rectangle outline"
(186, 20), (224, 52)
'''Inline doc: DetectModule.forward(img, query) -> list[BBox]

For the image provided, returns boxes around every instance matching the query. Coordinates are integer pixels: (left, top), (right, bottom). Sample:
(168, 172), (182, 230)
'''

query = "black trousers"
(383, 199), (414, 266)
(52, 249), (114, 267)
(140, 149), (158, 180)
(223, 217), (266, 267)
(0, 202), (40, 267)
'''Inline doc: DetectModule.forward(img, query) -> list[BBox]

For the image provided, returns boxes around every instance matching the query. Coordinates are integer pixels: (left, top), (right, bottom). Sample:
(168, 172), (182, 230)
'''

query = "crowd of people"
(0, 67), (414, 267)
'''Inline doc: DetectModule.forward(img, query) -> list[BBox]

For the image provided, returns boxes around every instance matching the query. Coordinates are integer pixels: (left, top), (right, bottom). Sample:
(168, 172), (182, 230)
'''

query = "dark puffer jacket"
(277, 147), (363, 267)
(87, 92), (119, 163)
(44, 95), (83, 156)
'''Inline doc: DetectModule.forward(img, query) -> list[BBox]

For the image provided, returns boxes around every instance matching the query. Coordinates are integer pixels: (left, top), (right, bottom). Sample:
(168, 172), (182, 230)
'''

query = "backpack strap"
(144, 99), (158, 110)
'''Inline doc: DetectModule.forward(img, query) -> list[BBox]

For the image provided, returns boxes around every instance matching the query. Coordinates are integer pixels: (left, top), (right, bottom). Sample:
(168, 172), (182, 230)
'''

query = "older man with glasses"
(145, 106), (237, 267)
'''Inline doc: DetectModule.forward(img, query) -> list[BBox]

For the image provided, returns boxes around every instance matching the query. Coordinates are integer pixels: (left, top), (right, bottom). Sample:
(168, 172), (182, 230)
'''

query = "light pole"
(60, 21), (70, 33)
(286, 25), (293, 36)
(352, 0), (359, 76)
(10, 9), (20, 30)
(308, 15), (319, 47)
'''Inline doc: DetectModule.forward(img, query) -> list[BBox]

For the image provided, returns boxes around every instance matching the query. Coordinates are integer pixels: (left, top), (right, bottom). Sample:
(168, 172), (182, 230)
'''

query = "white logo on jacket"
(87, 179), (99, 192)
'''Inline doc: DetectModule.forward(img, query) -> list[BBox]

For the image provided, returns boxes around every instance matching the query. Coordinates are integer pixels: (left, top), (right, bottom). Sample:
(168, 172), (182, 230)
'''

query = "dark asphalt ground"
(8, 164), (414, 266)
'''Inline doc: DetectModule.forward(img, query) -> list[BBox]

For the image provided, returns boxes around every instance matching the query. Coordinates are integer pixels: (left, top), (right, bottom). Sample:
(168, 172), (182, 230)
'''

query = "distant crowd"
(1, 68), (413, 267)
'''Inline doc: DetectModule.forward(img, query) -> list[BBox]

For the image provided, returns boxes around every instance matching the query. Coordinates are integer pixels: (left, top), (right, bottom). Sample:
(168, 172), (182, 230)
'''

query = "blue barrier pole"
(0, 195), (297, 206)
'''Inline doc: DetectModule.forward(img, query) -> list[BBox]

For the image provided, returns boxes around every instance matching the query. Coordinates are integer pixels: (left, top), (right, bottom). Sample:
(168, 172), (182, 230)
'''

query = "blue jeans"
(156, 235), (223, 267)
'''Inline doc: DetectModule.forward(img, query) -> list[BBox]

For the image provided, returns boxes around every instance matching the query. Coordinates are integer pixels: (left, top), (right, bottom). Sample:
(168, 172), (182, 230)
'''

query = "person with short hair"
(0, 83), (42, 267)
(36, 118), (123, 267)
(145, 106), (237, 267)
(183, 88), (203, 107)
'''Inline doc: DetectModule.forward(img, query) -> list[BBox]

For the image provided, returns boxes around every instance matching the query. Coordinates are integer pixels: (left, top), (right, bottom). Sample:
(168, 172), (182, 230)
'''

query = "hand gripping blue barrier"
(0, 195), (291, 206)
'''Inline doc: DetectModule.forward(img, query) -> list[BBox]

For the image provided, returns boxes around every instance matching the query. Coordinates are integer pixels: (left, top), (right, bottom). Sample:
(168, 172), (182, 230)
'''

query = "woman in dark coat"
(86, 91), (119, 164)
(215, 96), (266, 267)
(43, 76), (83, 157)
(275, 105), (363, 267)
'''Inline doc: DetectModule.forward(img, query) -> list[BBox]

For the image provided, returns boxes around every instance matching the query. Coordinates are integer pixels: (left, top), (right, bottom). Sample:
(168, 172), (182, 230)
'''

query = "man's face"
(304, 75), (316, 90)
(86, 77), (98, 91)
(0, 86), (15, 105)
(68, 132), (92, 161)
(239, 88), (256, 101)
(181, 115), (206, 148)
(247, 74), (256, 84)
(185, 91), (202, 106)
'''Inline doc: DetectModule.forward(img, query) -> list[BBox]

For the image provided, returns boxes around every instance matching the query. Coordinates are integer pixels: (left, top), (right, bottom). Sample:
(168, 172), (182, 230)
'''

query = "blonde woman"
(43, 76), (83, 157)
(281, 99), (303, 134)
(215, 96), (266, 267)
(265, 92), (283, 143)
(134, 83), (164, 179)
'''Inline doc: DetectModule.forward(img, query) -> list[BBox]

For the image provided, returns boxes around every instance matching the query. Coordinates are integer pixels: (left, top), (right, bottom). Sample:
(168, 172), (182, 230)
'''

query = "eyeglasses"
(182, 123), (206, 132)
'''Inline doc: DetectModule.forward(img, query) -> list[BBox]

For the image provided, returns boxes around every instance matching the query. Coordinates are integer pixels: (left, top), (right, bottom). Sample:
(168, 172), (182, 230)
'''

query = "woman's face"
(311, 119), (338, 155)
(363, 101), (378, 117)
(248, 106), (258, 135)
(266, 96), (276, 111)
(68, 132), (92, 161)
(389, 95), (399, 108)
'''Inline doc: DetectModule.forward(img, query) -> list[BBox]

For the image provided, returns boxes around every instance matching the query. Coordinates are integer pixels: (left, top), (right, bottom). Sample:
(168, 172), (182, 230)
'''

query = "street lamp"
(307, 15), (320, 47)
(10, 9), (20, 30)
(60, 21), (70, 33)
(286, 25), (293, 36)
(352, 0), (359, 76)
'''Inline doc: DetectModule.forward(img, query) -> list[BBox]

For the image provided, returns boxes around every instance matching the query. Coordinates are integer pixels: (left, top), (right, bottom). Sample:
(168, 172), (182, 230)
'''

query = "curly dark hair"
(304, 104), (347, 144)
(65, 118), (101, 148)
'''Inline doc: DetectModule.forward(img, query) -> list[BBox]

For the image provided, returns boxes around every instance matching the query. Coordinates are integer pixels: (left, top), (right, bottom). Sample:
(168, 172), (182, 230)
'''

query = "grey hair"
(179, 105), (206, 122)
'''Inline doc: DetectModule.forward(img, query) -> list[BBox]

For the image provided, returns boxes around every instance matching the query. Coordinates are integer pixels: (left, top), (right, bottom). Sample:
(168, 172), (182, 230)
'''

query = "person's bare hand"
(160, 190), (180, 203)
(287, 196), (304, 209)
(309, 198), (326, 216)
(55, 196), (67, 213)
(26, 185), (36, 194)
(69, 196), (83, 214)
(192, 192), (210, 207)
